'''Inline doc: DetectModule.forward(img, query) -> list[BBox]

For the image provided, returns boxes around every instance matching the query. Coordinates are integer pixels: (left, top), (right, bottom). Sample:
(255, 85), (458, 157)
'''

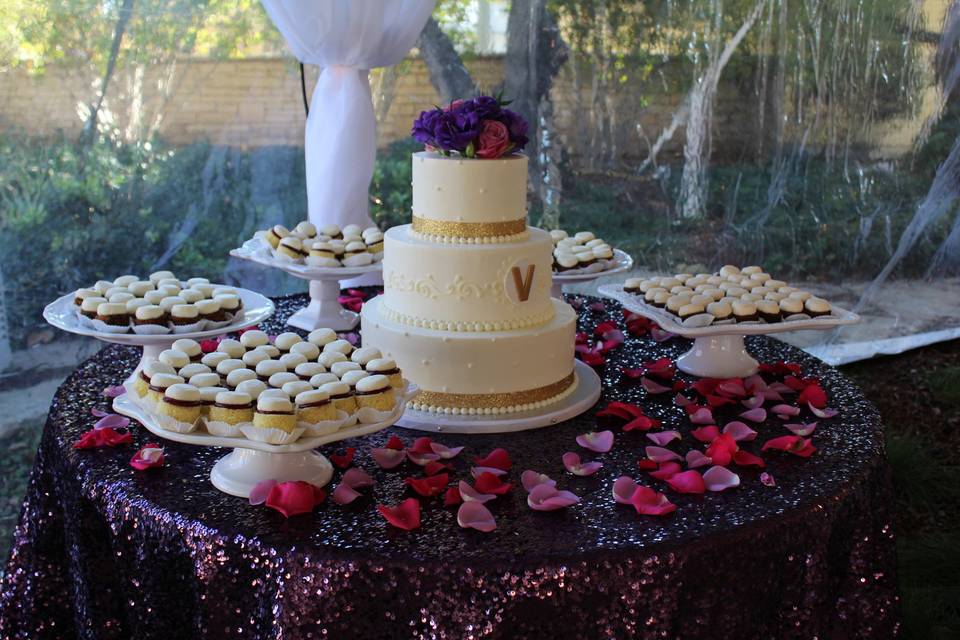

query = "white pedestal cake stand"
(551, 249), (633, 298)
(230, 239), (382, 332)
(43, 287), (274, 376)
(395, 360), (602, 434)
(113, 385), (413, 497)
(597, 284), (860, 378)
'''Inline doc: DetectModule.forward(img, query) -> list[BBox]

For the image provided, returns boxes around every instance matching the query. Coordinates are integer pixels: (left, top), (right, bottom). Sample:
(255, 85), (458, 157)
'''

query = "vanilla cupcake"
(268, 372), (299, 389)
(318, 351), (348, 368)
(342, 243), (373, 267)
(678, 302), (706, 321)
(340, 370), (370, 395)
(278, 236), (308, 261)
(201, 351), (230, 369)
(365, 358), (403, 389)
(274, 332), (302, 353)
(253, 396), (297, 433)
(108, 292), (135, 305)
(159, 349), (190, 370)
(214, 293), (241, 316)
(266, 224), (289, 249)
(216, 358), (246, 379)
(226, 368), (257, 389)
(295, 221), (317, 239)
(95, 302), (129, 328)
(134, 361), (176, 397)
(159, 296), (186, 314)
(112, 275), (138, 288)
(289, 341), (320, 361)
(623, 278), (643, 294)
(309, 372), (340, 388)
(706, 300), (733, 323)
(178, 289), (205, 304)
(93, 280), (113, 294)
(80, 297), (108, 319)
(209, 391), (255, 425)
(199, 386), (226, 417)
(240, 329), (270, 350)
(125, 298), (150, 319)
(189, 372), (221, 389)
(756, 300), (782, 323)
(307, 241), (336, 259)
(259, 388), (290, 400)
(143, 290), (166, 306)
(805, 298), (832, 318)
(149, 270), (176, 285)
(331, 361), (362, 377)
(196, 299), (223, 323)
(643, 287), (665, 303)
(74, 288), (100, 306)
(147, 373), (184, 406)
(320, 381), (356, 415)
(666, 294), (692, 315)
(256, 344), (281, 359)
(350, 346), (382, 367)
(364, 230), (384, 254)
(217, 339), (245, 359)
(178, 363), (211, 380)
(256, 360), (286, 382)
(172, 339), (202, 362)
(156, 283), (182, 298)
(279, 353), (308, 371)
(319, 224), (341, 239)
(355, 375), (395, 411)
(323, 339), (354, 356)
(295, 389), (337, 424)
(652, 290), (672, 307)
(295, 362), (326, 382)
(281, 380), (314, 399)
(242, 349), (271, 369)
(235, 379), (268, 401)
(718, 265), (741, 278)
(192, 283), (216, 298)
(741, 266), (763, 276)
(789, 290), (813, 303)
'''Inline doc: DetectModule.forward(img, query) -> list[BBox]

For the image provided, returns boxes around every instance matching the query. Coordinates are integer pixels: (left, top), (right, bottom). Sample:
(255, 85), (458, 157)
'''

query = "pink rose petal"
(762, 389), (785, 402)
(341, 467), (374, 489)
(772, 404), (801, 417)
(527, 483), (580, 511)
(645, 446), (681, 463)
(91, 407), (110, 418)
(665, 470), (706, 494)
(722, 421), (757, 442)
(458, 480), (496, 503)
(429, 442), (464, 459)
(685, 450), (712, 468)
(102, 385), (127, 398)
(743, 374), (767, 394)
(249, 479), (278, 505)
(521, 470), (556, 492)
(646, 430), (681, 446)
(768, 382), (794, 395)
(371, 447), (406, 469)
(562, 452), (603, 476)
(94, 414), (131, 430)
(588, 301), (606, 313)
(406, 450), (441, 466)
(331, 483), (362, 505)
(641, 377), (672, 394)
(651, 327), (675, 342)
(785, 421), (818, 436)
(470, 466), (508, 479)
(674, 393), (694, 407)
(688, 407), (715, 425)
(741, 393), (765, 409)
(739, 407), (768, 423)
(808, 403), (839, 419)
(703, 466), (740, 492)
(760, 472), (776, 487)
(717, 380), (747, 397)
(613, 476), (639, 504)
(576, 430), (614, 453)
(457, 501), (497, 532)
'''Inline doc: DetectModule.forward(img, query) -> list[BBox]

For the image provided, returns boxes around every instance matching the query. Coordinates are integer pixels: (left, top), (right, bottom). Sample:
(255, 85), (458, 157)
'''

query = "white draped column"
(262, 0), (436, 230)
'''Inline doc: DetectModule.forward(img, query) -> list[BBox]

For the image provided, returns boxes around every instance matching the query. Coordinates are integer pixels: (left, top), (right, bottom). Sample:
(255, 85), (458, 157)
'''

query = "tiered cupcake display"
(599, 265), (859, 378)
(548, 228), (633, 297)
(231, 222), (384, 332)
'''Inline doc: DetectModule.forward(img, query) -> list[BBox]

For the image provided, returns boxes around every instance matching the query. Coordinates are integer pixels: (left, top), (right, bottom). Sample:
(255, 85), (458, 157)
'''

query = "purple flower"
(411, 96), (530, 156)
(499, 108), (529, 150)
(411, 108), (444, 146)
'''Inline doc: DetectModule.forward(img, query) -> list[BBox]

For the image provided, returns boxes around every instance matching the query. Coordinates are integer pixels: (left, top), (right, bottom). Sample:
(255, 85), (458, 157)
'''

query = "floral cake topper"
(411, 94), (529, 159)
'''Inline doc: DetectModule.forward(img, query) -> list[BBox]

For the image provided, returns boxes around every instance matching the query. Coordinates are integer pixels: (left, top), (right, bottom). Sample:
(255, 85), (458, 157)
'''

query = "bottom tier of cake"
(360, 296), (577, 415)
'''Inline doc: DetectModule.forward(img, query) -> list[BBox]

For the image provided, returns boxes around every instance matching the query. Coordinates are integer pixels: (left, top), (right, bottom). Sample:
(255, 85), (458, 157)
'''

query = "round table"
(0, 294), (900, 639)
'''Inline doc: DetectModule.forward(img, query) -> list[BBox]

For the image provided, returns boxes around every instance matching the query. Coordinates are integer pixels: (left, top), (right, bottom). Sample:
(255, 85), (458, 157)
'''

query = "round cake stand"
(113, 386), (412, 498)
(43, 287), (274, 376)
(230, 240), (382, 331)
(551, 249), (633, 298)
(597, 284), (860, 378)
(395, 360), (601, 434)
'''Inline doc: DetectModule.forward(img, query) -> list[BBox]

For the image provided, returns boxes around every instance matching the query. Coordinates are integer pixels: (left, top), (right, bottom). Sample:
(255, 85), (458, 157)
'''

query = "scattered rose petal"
(808, 403), (839, 419)
(249, 479), (278, 505)
(620, 367), (645, 380)
(760, 472), (776, 487)
(385, 435), (405, 450)
(637, 458), (659, 471)
(717, 379), (747, 397)
(705, 394), (736, 408)
(649, 461), (682, 480)
(688, 407), (715, 425)
(741, 393), (765, 409)
(474, 448), (512, 471)
(641, 377), (672, 394)
(596, 402), (645, 420)
(771, 404), (801, 418)
(429, 442), (464, 459)
(646, 430), (681, 446)
(576, 430), (614, 453)
(408, 437), (434, 454)
(732, 450), (766, 468)
(458, 480), (495, 503)
(331, 483), (362, 505)
(443, 486), (462, 506)
(722, 421), (757, 442)
(685, 450), (712, 468)
(423, 460), (451, 476)
(623, 414), (662, 432)
(705, 434), (738, 466)
(650, 327), (675, 342)
(588, 301), (606, 313)
(94, 414), (131, 430)
(371, 447), (406, 469)
(129, 444), (164, 471)
(665, 470), (706, 494)
(265, 481), (326, 518)
(762, 388), (785, 402)
(578, 349), (606, 367)
(102, 385), (126, 398)
(739, 407), (768, 423)
(562, 452), (603, 476)
(406, 450), (441, 466)
(474, 472), (512, 495)
(645, 446), (681, 463)
(798, 383), (828, 408)
(377, 498), (421, 530)
(73, 427), (132, 449)
(329, 447), (356, 469)
(785, 421), (818, 437)
(521, 470), (556, 492)
(691, 425), (721, 443)
(199, 338), (221, 352)
(630, 486), (677, 516)
(762, 435), (817, 457)
(703, 466), (740, 492)
(613, 476), (639, 504)
(674, 393), (694, 407)
(404, 473), (449, 497)
(457, 501), (497, 532)
(90, 407), (110, 418)
(643, 357), (676, 380)
(341, 467), (374, 489)
(470, 466), (508, 479)
(527, 483), (580, 511)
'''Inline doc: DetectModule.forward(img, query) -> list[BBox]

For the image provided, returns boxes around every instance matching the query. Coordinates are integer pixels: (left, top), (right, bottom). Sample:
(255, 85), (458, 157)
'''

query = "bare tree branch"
(417, 17), (477, 103)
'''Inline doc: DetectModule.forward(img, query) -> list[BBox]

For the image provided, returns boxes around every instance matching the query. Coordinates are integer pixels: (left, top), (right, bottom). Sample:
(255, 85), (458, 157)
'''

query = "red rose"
(475, 119), (510, 159)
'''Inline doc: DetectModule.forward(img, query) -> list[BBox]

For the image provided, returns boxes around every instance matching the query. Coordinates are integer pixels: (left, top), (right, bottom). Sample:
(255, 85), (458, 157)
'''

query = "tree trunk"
(417, 17), (477, 103)
(80, 0), (135, 146)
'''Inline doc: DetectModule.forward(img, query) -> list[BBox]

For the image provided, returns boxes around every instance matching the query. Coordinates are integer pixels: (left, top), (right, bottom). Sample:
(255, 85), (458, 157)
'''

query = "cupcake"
(623, 278), (643, 294)
(226, 368), (257, 389)
(765, 291), (788, 303)
(148, 270), (176, 285)
(779, 297), (804, 317)
(364, 230), (384, 255)
(212, 286), (237, 297)
(95, 302), (129, 328)
(266, 224), (289, 249)
(108, 292), (134, 305)
(216, 358), (246, 380)
(217, 339), (245, 359)
(143, 290), (166, 306)
(592, 245), (614, 261)
(235, 379), (268, 401)
(643, 287), (666, 303)
(188, 372), (221, 389)
(279, 353), (308, 371)
(156, 350), (188, 371)
(320, 381), (356, 415)
(549, 229), (569, 243)
(706, 300), (733, 323)
(318, 351), (348, 368)
(242, 349), (271, 369)
(157, 284), (182, 298)
(259, 389), (290, 401)
(256, 360), (286, 382)
(253, 396), (297, 433)
(554, 253), (580, 272)
(340, 370), (370, 393)
(351, 346), (382, 367)
(295, 389), (337, 424)
(201, 351), (231, 369)
(192, 283), (216, 298)
(281, 380), (314, 399)
(214, 294), (241, 317)
(308, 241), (336, 260)
(805, 298), (832, 318)
(125, 298), (151, 319)
(689, 294), (713, 307)
(268, 371), (300, 389)
(195, 299), (223, 323)
(93, 280), (114, 294)
(257, 344), (281, 359)
(355, 375), (395, 411)
(277, 237), (308, 261)
(365, 358), (403, 389)
(652, 290), (672, 307)
(240, 329), (270, 350)
(159, 296), (187, 313)
(274, 332), (302, 353)
(289, 341), (320, 361)
(575, 252), (597, 269)
(209, 391), (255, 425)
(173, 339), (202, 362)
(178, 363), (211, 381)
(309, 372), (340, 388)
(319, 224), (342, 240)
(308, 328), (338, 348)
(666, 294), (692, 316)
(342, 224), (363, 239)
(294, 362), (326, 382)
(678, 302), (706, 321)
(198, 386), (227, 417)
(74, 288), (100, 306)
(741, 266), (763, 275)
(147, 373), (184, 406)
(756, 300), (782, 323)
(718, 265), (741, 278)
(732, 300), (758, 322)
(295, 221), (317, 239)
(764, 280), (787, 290)
(80, 297), (108, 319)
(573, 231), (595, 244)
(789, 291), (813, 303)
(324, 339), (354, 356)
(133, 361), (176, 397)
(113, 275), (139, 288)
(178, 289), (205, 304)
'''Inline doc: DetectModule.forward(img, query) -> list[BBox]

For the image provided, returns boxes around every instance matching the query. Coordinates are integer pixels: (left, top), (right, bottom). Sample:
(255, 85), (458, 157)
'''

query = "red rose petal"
(473, 471), (512, 495)
(409, 437), (434, 454)
(629, 486), (677, 516)
(732, 450), (766, 468)
(265, 481), (326, 518)
(649, 461), (682, 480)
(377, 498), (421, 530)
(404, 473), (449, 497)
(474, 448), (512, 471)
(329, 447), (356, 469)
(691, 425), (721, 443)
(443, 486), (462, 506)
(596, 401), (645, 420)
(385, 435), (405, 450)
(705, 433), (738, 466)
(665, 470), (706, 494)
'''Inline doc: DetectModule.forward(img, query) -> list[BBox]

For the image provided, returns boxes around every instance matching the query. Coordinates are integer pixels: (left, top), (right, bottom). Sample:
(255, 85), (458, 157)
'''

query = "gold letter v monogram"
(510, 264), (536, 302)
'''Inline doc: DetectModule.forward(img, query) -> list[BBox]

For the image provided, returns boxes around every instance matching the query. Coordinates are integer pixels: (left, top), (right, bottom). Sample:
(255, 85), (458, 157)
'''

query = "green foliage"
(369, 138), (419, 231)
(925, 366), (960, 408)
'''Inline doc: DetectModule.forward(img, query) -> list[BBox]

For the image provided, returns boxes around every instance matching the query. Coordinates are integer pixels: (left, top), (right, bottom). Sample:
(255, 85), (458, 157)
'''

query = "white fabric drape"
(262, 0), (435, 230)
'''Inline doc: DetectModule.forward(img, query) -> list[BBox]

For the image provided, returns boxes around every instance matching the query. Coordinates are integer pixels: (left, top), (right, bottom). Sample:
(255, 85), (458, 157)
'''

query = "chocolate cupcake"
(756, 300), (782, 323)
(80, 297), (108, 319)
(365, 358), (403, 389)
(74, 288), (100, 306)
(253, 396), (297, 433)
(732, 300), (758, 322)
(779, 297), (804, 317)
(666, 294), (692, 316)
(644, 287), (666, 303)
(170, 304), (200, 327)
(173, 338), (202, 362)
(95, 302), (129, 328)
(195, 299), (223, 323)
(706, 300), (733, 323)
(623, 278), (644, 294)
(214, 293), (241, 316)
(652, 290), (672, 308)
(805, 297), (832, 318)
(678, 302), (706, 321)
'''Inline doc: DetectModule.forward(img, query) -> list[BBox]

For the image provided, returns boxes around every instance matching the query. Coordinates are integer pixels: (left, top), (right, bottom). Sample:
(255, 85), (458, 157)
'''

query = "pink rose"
(444, 99), (465, 112)
(475, 119), (510, 159)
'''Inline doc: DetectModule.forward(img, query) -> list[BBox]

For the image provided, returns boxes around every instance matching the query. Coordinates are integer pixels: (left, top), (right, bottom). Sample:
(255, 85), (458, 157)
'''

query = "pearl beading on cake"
(380, 303), (554, 332)
(409, 229), (529, 244)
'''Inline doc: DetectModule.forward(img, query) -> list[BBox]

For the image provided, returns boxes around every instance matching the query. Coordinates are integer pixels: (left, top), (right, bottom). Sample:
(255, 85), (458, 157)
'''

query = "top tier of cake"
(411, 152), (528, 244)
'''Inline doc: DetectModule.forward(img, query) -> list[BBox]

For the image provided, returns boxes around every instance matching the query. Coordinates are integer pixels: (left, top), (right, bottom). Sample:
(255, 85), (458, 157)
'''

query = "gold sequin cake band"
(412, 372), (576, 410)
(411, 215), (527, 239)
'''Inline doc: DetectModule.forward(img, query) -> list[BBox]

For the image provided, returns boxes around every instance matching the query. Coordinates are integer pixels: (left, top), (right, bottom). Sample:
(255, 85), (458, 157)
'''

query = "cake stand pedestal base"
(676, 334), (760, 378)
(287, 279), (359, 332)
(210, 449), (334, 498)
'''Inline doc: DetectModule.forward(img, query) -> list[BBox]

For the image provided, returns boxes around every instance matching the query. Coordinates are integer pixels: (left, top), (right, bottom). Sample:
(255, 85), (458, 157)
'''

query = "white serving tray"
(551, 249), (633, 297)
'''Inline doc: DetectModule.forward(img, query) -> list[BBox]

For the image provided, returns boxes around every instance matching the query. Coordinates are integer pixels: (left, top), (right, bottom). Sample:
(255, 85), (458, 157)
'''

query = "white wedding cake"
(360, 151), (578, 415)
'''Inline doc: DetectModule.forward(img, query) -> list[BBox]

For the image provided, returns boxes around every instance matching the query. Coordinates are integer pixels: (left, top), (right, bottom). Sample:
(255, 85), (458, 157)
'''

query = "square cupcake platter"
(598, 283), (859, 378)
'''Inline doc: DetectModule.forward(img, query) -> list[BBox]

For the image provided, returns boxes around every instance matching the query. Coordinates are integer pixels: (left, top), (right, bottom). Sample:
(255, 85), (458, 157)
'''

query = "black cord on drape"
(300, 63), (309, 117)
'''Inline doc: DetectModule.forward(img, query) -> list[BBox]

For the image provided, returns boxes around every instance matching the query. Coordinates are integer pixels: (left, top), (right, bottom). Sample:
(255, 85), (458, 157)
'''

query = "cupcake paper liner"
(784, 313), (812, 322)
(131, 323), (172, 335)
(341, 253), (374, 268)
(203, 419), (247, 438)
(681, 313), (715, 328)
(203, 318), (233, 330)
(305, 256), (341, 268)
(269, 249), (299, 264)
(154, 413), (200, 434)
(238, 424), (305, 445)
(90, 318), (133, 334)
(354, 402), (399, 425)
(298, 410), (349, 437)
(171, 320), (206, 334)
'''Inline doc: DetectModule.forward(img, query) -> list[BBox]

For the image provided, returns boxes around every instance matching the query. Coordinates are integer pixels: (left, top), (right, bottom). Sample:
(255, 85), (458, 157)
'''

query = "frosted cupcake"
(274, 332), (303, 353)
(216, 358), (246, 380)
(201, 351), (230, 369)
(74, 288), (100, 306)
(351, 347), (382, 368)
(805, 298), (832, 318)
(307, 328), (338, 348)
(216, 338), (245, 359)
(170, 304), (201, 330)
(365, 358), (403, 389)
(157, 384), (202, 432)
(226, 368), (257, 389)
(318, 351), (348, 369)
(178, 363), (211, 381)
(196, 299), (224, 324)
(80, 297), (107, 319)
(323, 339), (354, 356)
(173, 339), (202, 362)
(253, 396), (297, 433)
(235, 379), (268, 401)
(209, 391), (254, 426)
(295, 389), (337, 426)
(95, 302), (129, 329)
(320, 381), (356, 415)
(214, 293), (241, 317)
(277, 237), (308, 261)
(331, 361), (362, 378)
(294, 362), (326, 382)
(281, 380), (314, 399)
(133, 361), (176, 398)
(256, 360), (286, 382)
(189, 372), (221, 390)
(148, 270), (176, 285)
(266, 224), (289, 249)
(289, 341), (320, 361)
(198, 386), (226, 417)
(308, 372), (339, 388)
(268, 372), (299, 389)
(239, 329), (270, 350)
(279, 352), (308, 371)
(242, 349), (271, 369)
(159, 349), (190, 371)
(295, 221), (317, 238)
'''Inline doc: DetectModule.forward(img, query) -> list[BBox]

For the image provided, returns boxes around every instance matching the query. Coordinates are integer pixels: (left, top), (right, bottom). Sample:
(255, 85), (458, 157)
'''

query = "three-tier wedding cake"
(361, 98), (577, 415)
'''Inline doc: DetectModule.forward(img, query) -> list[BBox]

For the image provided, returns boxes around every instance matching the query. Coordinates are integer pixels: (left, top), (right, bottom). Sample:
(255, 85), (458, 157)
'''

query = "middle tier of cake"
(360, 296), (577, 415)
(381, 225), (555, 331)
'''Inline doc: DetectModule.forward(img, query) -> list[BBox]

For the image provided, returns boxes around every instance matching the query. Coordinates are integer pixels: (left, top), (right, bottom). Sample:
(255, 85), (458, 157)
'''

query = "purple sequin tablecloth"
(0, 294), (899, 639)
